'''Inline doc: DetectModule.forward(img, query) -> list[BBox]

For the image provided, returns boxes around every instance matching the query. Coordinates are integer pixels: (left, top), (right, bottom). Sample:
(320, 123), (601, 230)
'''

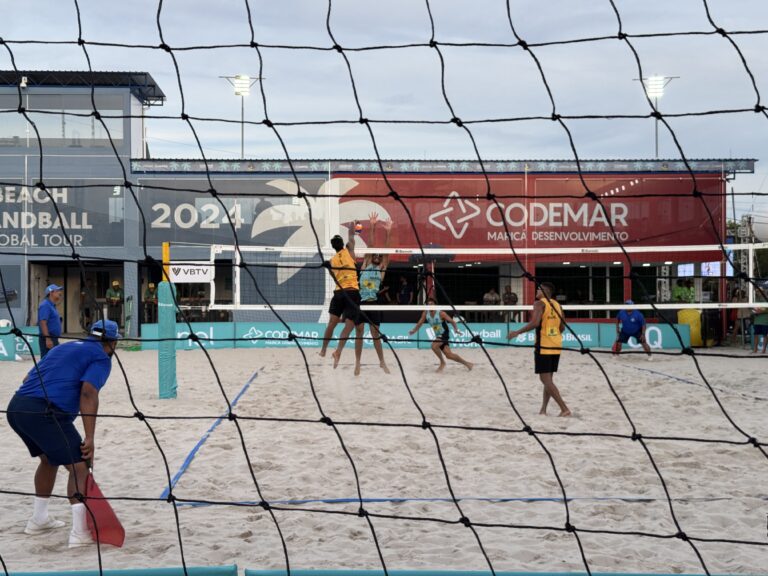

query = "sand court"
(1, 346), (766, 573)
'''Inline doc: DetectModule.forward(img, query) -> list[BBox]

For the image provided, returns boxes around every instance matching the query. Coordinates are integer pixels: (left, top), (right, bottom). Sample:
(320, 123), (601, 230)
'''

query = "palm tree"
(250, 177), (392, 285)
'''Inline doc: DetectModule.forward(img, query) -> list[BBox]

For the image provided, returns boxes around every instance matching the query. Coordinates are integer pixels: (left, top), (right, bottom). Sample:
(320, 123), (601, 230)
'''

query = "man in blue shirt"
(614, 300), (652, 359)
(6, 319), (120, 548)
(38, 284), (64, 358)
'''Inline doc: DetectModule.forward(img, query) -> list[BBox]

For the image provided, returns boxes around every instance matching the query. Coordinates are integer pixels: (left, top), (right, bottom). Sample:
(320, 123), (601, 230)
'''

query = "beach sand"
(1, 344), (766, 574)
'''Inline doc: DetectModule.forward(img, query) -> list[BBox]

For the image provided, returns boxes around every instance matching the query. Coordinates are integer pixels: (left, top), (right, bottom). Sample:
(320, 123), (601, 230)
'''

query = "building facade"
(0, 71), (757, 337)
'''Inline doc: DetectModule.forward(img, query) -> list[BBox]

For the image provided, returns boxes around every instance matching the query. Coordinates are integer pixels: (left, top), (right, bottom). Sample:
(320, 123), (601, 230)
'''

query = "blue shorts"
(618, 330), (644, 344)
(6, 394), (83, 466)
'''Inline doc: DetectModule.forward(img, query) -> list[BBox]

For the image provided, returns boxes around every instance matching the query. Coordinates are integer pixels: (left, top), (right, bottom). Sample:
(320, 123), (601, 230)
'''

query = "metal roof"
(130, 158), (757, 175)
(0, 70), (165, 105)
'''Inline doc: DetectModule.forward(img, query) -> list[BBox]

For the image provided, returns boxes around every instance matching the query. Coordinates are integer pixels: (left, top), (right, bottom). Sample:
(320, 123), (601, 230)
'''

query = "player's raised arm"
(363, 213), (378, 268)
(380, 218), (393, 272)
(346, 220), (358, 259)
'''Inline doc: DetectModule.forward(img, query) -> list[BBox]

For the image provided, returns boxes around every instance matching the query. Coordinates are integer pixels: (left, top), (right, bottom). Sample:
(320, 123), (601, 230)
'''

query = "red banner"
(339, 173), (725, 255)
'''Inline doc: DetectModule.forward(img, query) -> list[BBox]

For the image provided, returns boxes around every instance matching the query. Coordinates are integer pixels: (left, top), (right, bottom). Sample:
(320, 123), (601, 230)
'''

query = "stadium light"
(233, 74), (251, 96)
(636, 75), (679, 158)
(220, 74), (261, 159)
(645, 76), (665, 99)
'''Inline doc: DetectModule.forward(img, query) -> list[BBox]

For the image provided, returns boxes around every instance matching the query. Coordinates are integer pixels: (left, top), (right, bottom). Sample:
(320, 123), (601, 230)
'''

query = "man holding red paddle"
(6, 319), (120, 548)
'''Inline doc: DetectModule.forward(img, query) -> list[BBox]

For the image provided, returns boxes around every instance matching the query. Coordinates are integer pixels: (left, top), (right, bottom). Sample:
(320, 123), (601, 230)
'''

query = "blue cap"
(90, 319), (121, 341)
(625, 299), (634, 305)
(46, 284), (63, 294)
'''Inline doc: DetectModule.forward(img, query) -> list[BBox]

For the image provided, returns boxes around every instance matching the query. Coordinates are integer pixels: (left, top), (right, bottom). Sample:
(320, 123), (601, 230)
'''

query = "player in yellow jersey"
(319, 222), (363, 369)
(508, 282), (571, 417)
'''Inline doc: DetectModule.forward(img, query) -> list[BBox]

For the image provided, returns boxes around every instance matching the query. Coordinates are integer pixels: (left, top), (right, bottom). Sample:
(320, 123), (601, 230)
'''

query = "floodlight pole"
(220, 75), (261, 159)
(654, 95), (659, 159)
(241, 95), (245, 159)
(635, 75), (679, 158)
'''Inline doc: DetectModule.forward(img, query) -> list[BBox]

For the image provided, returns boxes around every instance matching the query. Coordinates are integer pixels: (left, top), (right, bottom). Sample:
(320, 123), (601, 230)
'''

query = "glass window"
(18, 93), (124, 148)
(108, 197), (125, 223)
(0, 94), (27, 146)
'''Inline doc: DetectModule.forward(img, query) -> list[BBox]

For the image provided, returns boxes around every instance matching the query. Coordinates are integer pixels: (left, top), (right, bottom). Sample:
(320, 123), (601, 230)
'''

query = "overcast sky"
(2, 0), (767, 218)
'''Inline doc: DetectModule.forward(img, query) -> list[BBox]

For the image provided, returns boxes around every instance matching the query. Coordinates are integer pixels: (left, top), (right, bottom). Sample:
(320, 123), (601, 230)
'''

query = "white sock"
(32, 496), (50, 523)
(71, 503), (87, 533)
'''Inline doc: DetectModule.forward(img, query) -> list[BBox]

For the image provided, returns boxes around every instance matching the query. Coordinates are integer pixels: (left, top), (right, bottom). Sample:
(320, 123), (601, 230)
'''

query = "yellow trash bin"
(678, 309), (702, 346)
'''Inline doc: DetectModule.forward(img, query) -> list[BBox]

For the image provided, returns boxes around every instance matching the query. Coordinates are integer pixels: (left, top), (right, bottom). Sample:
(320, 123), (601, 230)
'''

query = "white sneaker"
(68, 529), (94, 548)
(647, 354), (653, 361)
(24, 516), (66, 535)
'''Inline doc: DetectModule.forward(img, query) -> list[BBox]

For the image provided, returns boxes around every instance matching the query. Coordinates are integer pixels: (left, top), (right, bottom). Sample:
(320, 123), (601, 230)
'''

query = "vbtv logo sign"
(168, 262), (212, 283)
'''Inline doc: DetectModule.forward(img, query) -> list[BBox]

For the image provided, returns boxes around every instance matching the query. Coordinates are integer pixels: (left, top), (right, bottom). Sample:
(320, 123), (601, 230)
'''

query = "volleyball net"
(205, 242), (768, 314)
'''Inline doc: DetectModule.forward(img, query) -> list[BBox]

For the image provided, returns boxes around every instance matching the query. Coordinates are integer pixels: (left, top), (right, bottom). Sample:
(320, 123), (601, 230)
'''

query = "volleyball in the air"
(354, 222), (363, 234)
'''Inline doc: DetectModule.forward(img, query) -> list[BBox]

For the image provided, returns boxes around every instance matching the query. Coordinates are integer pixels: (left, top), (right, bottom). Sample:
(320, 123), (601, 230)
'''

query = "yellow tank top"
(536, 298), (562, 355)
(330, 248), (359, 291)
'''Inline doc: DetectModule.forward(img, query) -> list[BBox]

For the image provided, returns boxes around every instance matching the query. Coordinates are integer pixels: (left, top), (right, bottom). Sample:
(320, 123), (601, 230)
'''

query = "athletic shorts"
(433, 330), (450, 351)
(6, 394), (83, 466)
(329, 289), (361, 324)
(753, 324), (768, 336)
(534, 353), (560, 374)
(618, 330), (644, 344)
(356, 300), (382, 326)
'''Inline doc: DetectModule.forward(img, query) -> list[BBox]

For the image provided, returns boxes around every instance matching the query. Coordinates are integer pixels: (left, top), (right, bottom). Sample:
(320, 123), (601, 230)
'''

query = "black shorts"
(534, 353), (560, 374)
(6, 394), (83, 466)
(433, 330), (450, 350)
(357, 300), (381, 326)
(618, 330), (644, 344)
(329, 289), (361, 324)
(754, 324), (768, 336)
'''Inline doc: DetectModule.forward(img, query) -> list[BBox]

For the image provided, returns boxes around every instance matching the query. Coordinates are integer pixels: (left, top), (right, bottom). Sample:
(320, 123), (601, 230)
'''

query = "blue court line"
(160, 370), (259, 500)
(174, 494), (766, 509)
(624, 363), (768, 402)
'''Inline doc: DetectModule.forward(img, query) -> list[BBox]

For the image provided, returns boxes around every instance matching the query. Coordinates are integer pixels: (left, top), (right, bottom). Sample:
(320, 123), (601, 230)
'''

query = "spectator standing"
(685, 279), (696, 303)
(672, 279), (687, 303)
(397, 276), (413, 305)
(143, 282), (158, 323)
(105, 280), (124, 328)
(502, 285), (519, 322)
(483, 287), (501, 322)
(38, 284), (64, 358)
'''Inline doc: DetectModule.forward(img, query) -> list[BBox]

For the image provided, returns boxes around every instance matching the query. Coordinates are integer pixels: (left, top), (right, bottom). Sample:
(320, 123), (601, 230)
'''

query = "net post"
(159, 241), (177, 399)
(162, 242), (171, 282)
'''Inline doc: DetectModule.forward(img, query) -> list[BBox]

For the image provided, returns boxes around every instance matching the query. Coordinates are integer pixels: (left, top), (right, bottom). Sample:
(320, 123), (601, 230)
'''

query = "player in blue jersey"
(6, 320), (120, 548)
(355, 213), (393, 375)
(613, 300), (652, 359)
(409, 297), (473, 372)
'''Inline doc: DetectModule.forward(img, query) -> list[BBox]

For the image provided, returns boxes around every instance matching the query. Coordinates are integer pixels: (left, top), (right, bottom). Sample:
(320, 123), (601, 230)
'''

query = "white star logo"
(244, 326), (263, 343)
(428, 191), (481, 239)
